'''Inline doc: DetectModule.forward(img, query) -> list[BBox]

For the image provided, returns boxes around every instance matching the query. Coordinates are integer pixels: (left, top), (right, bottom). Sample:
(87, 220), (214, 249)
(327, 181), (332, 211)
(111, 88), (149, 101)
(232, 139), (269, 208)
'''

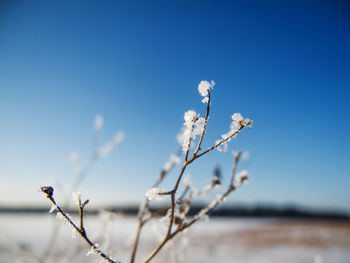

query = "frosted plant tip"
(146, 187), (166, 201)
(198, 80), (215, 97)
(72, 192), (81, 205)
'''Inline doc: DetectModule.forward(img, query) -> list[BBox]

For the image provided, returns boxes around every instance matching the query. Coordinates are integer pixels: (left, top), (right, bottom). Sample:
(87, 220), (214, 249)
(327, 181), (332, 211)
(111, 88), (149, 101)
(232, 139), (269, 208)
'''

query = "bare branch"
(40, 186), (119, 263)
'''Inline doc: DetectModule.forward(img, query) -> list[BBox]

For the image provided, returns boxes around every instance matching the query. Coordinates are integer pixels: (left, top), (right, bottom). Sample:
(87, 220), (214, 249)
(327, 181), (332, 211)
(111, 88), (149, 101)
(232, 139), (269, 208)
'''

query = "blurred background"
(1, 0), (349, 262)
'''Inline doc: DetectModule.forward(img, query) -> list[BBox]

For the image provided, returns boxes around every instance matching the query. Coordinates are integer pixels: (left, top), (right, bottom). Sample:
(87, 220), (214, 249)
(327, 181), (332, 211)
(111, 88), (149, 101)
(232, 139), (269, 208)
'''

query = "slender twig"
(40, 186), (118, 263)
(129, 150), (182, 263)
(145, 152), (244, 260)
(192, 125), (244, 161)
(230, 151), (242, 187)
(192, 91), (211, 156)
(143, 93), (248, 262)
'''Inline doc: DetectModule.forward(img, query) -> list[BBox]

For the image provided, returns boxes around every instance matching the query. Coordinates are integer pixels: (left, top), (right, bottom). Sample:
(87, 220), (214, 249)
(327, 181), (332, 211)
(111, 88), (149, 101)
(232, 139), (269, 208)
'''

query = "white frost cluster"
(97, 132), (125, 157)
(145, 187), (166, 201)
(198, 80), (215, 103)
(94, 115), (104, 131)
(234, 169), (249, 188)
(216, 113), (253, 152)
(163, 154), (181, 172)
(197, 193), (226, 220)
(72, 192), (81, 205)
(178, 110), (205, 153)
(86, 244), (99, 256)
(49, 204), (57, 213)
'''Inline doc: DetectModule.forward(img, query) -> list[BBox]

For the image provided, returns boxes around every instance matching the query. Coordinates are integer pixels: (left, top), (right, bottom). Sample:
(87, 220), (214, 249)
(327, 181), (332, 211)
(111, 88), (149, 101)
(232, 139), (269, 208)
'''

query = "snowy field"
(1, 214), (350, 263)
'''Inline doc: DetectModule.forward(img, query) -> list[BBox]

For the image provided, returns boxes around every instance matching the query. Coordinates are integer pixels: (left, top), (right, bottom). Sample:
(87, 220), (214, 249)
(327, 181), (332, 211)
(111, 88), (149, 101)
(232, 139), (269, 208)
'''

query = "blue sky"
(1, 0), (349, 211)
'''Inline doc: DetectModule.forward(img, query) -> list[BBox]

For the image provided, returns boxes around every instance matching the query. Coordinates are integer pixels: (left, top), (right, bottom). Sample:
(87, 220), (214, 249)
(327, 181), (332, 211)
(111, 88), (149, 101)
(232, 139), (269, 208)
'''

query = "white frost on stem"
(97, 132), (124, 157)
(163, 155), (181, 172)
(72, 192), (81, 205)
(234, 169), (249, 188)
(198, 80), (215, 103)
(145, 187), (166, 201)
(178, 110), (206, 153)
(216, 113), (253, 152)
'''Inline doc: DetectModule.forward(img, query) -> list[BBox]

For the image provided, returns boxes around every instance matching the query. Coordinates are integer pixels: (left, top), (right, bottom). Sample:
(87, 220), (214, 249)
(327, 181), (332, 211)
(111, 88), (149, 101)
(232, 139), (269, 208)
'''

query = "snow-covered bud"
(198, 80), (215, 97)
(234, 169), (249, 188)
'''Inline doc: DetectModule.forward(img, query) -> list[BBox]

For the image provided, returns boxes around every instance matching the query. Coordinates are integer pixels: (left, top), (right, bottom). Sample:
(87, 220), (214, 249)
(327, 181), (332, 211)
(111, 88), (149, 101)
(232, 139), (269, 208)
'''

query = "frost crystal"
(180, 110), (198, 152)
(163, 155), (181, 172)
(94, 115), (104, 131)
(49, 204), (56, 213)
(72, 192), (81, 205)
(86, 245), (98, 256)
(234, 169), (249, 188)
(216, 113), (253, 152)
(146, 187), (166, 201)
(97, 131), (124, 157)
(201, 97), (209, 104)
(231, 113), (253, 129)
(179, 110), (206, 153)
(198, 80), (215, 104)
(198, 80), (215, 97)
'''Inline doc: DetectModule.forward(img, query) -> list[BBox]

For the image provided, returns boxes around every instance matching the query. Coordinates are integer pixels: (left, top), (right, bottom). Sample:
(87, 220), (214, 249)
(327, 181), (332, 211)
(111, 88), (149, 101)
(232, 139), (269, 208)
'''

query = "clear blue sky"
(1, 0), (349, 211)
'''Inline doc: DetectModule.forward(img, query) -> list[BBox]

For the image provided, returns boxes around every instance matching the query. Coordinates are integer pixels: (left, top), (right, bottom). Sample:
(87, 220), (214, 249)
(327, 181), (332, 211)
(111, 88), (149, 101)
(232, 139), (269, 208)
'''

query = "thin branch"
(129, 149), (182, 263)
(192, 125), (244, 161)
(230, 151), (242, 187)
(192, 91), (211, 156)
(40, 187), (118, 263)
(143, 147), (245, 263)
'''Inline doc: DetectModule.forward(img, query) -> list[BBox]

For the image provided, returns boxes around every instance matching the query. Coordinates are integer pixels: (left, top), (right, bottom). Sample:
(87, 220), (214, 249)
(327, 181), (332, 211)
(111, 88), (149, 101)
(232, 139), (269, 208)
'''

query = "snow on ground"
(1, 214), (349, 263)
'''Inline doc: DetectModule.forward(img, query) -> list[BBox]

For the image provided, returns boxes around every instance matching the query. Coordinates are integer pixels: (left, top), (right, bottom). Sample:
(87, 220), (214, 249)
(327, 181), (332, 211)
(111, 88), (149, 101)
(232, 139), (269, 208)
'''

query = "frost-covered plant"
(40, 80), (252, 263)
(39, 115), (124, 262)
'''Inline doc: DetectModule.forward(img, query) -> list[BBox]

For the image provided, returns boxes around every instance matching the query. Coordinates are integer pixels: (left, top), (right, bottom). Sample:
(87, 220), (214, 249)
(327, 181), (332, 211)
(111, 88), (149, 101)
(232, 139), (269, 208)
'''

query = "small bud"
(211, 166), (221, 187)
(41, 186), (54, 197)
(173, 215), (184, 226)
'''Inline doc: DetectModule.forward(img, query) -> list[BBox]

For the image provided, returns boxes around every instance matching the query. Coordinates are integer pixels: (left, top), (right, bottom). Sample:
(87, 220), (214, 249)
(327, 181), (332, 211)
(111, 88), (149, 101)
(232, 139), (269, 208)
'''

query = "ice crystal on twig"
(234, 169), (249, 188)
(72, 192), (81, 205)
(163, 155), (181, 172)
(179, 110), (206, 153)
(49, 204), (56, 213)
(97, 132), (124, 157)
(146, 188), (166, 201)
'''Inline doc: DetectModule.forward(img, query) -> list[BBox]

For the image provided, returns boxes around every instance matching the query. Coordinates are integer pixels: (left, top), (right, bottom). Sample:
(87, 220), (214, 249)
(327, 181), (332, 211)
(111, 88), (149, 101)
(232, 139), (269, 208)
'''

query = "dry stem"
(40, 187), (118, 263)
(142, 92), (247, 263)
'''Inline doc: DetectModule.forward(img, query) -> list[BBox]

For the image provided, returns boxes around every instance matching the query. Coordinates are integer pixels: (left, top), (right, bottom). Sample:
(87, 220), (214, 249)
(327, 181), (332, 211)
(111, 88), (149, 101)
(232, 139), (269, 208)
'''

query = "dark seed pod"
(41, 186), (54, 197)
